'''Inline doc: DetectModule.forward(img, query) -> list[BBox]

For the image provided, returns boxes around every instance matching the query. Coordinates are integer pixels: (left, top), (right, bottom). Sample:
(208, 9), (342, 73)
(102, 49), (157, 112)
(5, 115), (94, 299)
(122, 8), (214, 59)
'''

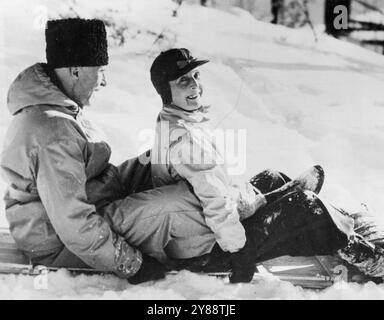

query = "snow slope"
(1, 0), (384, 299)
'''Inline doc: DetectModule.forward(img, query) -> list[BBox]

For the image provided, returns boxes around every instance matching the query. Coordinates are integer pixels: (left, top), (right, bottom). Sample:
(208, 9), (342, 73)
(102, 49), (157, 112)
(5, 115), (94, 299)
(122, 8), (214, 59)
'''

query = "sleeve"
(169, 133), (246, 253)
(116, 150), (152, 195)
(35, 139), (143, 278)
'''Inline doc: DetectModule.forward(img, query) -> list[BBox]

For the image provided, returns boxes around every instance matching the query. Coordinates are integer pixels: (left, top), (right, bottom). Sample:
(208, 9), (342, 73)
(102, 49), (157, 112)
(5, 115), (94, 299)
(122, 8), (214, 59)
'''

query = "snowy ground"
(2, 0), (384, 299)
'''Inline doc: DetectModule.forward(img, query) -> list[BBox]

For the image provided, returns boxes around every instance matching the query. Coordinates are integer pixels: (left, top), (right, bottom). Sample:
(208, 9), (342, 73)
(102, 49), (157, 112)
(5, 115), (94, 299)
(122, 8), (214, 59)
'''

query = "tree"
(271, 0), (284, 24)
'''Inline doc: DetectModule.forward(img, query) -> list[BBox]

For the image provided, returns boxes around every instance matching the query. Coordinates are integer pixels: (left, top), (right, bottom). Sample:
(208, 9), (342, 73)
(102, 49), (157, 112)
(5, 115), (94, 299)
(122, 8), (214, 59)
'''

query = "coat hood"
(7, 63), (78, 115)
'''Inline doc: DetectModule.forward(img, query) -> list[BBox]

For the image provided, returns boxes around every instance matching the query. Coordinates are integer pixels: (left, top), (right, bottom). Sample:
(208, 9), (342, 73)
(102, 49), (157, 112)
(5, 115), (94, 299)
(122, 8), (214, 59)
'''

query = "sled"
(0, 227), (372, 289)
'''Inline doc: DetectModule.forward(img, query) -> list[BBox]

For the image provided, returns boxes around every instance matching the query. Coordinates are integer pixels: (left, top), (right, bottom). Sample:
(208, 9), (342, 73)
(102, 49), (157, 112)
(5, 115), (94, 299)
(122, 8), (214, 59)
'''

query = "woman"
(149, 48), (384, 283)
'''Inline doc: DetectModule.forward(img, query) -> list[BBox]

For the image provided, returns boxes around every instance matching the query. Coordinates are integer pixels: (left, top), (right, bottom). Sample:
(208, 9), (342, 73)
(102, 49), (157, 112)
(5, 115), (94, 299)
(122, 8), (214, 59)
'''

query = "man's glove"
(228, 240), (256, 283)
(229, 258), (256, 283)
(228, 214), (260, 283)
(128, 254), (168, 285)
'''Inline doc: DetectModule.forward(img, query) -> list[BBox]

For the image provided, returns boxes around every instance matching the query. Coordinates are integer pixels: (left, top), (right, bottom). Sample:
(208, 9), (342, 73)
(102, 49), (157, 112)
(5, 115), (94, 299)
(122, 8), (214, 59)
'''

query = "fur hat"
(45, 18), (108, 68)
(150, 48), (209, 104)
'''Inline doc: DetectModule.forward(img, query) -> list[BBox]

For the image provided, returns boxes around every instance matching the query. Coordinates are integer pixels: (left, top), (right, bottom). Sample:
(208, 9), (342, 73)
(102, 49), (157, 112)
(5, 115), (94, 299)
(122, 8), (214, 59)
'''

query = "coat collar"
(161, 104), (210, 124)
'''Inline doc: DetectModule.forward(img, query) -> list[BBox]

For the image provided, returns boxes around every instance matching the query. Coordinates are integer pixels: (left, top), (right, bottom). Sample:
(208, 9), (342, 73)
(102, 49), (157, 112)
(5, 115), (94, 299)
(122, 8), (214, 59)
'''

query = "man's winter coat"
(0, 63), (142, 278)
(151, 105), (266, 253)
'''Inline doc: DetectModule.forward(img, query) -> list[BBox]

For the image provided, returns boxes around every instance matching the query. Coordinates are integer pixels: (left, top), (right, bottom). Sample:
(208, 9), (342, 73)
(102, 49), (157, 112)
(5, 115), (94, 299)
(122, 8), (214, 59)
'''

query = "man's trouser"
(35, 153), (216, 268)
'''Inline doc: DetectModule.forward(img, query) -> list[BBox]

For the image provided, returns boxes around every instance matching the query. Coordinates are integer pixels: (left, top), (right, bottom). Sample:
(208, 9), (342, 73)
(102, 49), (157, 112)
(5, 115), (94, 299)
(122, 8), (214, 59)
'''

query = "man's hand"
(128, 254), (168, 285)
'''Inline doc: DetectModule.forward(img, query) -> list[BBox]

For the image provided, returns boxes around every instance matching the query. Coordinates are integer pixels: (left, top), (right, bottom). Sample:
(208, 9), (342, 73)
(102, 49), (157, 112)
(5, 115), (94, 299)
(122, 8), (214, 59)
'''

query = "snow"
(1, 0), (384, 299)
(1, 269), (384, 300)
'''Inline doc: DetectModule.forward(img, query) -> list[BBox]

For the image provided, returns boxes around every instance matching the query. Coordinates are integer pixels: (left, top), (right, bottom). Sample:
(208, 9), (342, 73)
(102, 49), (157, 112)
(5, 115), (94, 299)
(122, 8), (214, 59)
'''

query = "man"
(0, 18), (203, 284)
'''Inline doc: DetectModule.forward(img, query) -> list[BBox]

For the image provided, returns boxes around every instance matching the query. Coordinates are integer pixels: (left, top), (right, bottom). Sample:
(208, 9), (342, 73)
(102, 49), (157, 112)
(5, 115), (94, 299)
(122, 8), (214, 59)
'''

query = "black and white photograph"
(1, 0), (384, 301)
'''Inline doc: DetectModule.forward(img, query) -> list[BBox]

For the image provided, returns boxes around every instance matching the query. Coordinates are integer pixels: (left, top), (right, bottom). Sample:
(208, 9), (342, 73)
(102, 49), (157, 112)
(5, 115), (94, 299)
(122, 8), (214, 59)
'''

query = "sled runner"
(0, 227), (371, 289)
